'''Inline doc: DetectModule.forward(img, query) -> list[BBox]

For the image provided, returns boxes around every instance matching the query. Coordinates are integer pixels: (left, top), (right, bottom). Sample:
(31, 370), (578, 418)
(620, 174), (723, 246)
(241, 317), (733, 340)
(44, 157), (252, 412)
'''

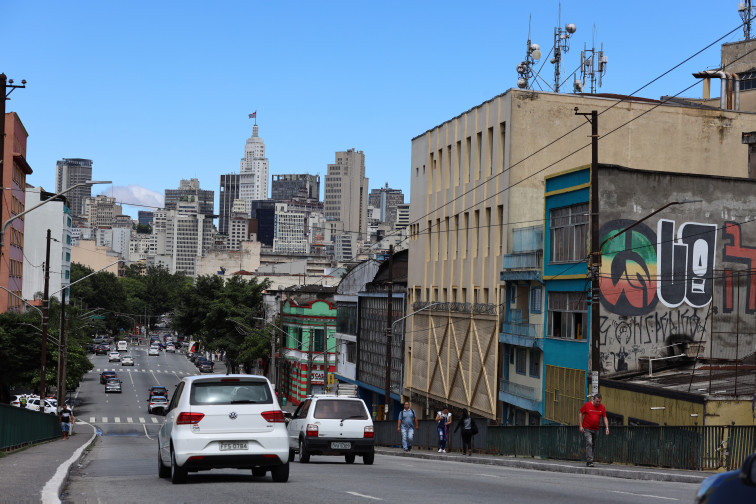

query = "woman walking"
(454, 408), (474, 455)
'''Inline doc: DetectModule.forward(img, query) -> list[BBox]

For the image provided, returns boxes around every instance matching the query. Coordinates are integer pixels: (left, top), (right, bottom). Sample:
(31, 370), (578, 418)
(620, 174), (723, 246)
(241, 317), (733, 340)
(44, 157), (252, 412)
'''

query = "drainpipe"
(692, 70), (728, 109)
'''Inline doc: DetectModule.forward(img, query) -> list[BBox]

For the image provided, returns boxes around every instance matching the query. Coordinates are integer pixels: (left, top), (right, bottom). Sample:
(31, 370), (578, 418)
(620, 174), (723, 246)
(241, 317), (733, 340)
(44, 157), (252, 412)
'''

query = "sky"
(2, 1), (749, 217)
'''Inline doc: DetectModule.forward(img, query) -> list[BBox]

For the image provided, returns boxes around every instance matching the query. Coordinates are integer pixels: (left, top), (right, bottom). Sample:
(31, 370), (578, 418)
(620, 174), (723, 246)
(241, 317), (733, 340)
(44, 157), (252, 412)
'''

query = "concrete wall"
(195, 240), (261, 278)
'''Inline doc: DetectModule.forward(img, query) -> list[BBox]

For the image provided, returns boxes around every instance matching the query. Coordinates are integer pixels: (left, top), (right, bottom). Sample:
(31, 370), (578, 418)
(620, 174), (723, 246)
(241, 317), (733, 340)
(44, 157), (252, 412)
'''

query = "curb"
(374, 448), (709, 484)
(41, 421), (97, 504)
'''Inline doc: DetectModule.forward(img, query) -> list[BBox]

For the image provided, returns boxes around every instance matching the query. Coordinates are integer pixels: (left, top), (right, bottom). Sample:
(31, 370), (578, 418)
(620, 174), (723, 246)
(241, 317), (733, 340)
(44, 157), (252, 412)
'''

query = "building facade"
(324, 149), (369, 252)
(55, 158), (92, 222)
(272, 174), (320, 202)
(84, 194), (122, 229)
(240, 124), (269, 211)
(368, 183), (405, 227)
(164, 178), (214, 216)
(219, 173), (240, 235)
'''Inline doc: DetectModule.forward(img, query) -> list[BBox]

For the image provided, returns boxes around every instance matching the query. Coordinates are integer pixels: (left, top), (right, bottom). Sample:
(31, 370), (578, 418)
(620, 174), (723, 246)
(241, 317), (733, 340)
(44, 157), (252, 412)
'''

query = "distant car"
(117, 340), (128, 352)
(198, 361), (214, 373)
(108, 351), (121, 362)
(105, 378), (122, 393)
(100, 371), (118, 384)
(166, 344), (176, 353)
(288, 395), (374, 465)
(149, 386), (169, 398)
(695, 453), (756, 503)
(121, 355), (134, 366)
(86, 343), (96, 353)
(148, 395), (169, 415)
(27, 398), (57, 414)
(157, 374), (289, 484)
(149, 346), (160, 356)
(194, 356), (207, 368)
(95, 345), (108, 356)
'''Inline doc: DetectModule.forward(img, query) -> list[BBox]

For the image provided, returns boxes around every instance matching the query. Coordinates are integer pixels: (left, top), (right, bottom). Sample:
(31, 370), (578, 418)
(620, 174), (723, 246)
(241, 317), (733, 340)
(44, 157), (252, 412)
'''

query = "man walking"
(397, 401), (419, 452)
(579, 393), (609, 467)
(59, 404), (75, 440)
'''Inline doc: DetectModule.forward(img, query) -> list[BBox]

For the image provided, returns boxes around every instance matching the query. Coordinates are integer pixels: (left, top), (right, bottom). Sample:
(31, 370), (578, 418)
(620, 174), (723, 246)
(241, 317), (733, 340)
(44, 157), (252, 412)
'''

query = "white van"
(117, 340), (128, 352)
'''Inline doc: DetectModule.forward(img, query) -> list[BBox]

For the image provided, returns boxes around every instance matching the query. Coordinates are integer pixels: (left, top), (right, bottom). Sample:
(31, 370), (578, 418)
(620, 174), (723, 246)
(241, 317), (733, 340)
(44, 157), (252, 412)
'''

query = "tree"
(0, 311), (49, 401)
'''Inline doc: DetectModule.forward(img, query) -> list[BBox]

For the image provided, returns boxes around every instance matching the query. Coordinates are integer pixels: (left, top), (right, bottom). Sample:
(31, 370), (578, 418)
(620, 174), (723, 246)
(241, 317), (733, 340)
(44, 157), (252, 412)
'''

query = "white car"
(157, 374), (289, 484)
(27, 398), (57, 415)
(148, 346), (160, 356)
(287, 395), (374, 464)
(108, 351), (121, 362)
(121, 355), (134, 366)
(166, 344), (176, 353)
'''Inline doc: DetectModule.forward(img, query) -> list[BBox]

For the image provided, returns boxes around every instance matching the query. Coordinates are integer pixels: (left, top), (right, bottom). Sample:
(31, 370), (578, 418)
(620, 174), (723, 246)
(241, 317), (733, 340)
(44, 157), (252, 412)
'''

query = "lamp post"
(1, 74), (26, 206)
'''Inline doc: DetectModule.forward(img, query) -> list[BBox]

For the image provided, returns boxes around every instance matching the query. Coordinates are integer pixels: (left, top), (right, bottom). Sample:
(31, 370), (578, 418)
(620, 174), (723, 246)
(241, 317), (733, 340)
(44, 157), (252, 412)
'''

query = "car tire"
(299, 440), (310, 463)
(158, 448), (170, 478)
(271, 462), (289, 483)
(345, 454), (356, 464)
(251, 467), (266, 477)
(363, 451), (375, 465)
(170, 447), (187, 484)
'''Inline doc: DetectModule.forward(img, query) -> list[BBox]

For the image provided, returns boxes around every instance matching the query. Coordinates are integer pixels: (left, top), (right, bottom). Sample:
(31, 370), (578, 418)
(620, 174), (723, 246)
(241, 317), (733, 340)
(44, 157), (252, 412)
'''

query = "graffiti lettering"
(722, 221), (756, 314)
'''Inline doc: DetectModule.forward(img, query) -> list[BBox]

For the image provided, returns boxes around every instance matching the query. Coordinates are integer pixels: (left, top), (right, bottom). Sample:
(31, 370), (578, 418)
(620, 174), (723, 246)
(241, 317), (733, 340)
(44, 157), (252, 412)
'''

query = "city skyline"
(3, 2), (749, 215)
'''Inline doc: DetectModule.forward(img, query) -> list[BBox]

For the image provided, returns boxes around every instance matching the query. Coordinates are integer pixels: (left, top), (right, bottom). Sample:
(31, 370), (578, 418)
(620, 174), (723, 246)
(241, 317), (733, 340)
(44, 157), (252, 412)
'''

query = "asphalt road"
(63, 347), (701, 504)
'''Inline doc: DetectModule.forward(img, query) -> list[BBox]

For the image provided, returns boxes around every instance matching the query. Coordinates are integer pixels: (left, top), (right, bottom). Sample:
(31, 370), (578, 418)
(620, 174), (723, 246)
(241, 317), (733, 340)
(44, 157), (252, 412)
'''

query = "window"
(529, 350), (541, 378)
(547, 291), (587, 339)
(530, 286), (542, 314)
(549, 203), (588, 263)
(509, 346), (515, 364)
(516, 348), (527, 375)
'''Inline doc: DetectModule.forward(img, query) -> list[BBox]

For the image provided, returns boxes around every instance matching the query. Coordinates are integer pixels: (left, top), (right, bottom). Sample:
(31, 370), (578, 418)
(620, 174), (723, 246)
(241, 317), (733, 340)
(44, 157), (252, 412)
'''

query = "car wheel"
(289, 448), (295, 463)
(345, 454), (356, 464)
(158, 447), (170, 478)
(170, 447), (187, 484)
(251, 467), (266, 477)
(363, 451), (375, 465)
(299, 440), (310, 463)
(271, 462), (289, 483)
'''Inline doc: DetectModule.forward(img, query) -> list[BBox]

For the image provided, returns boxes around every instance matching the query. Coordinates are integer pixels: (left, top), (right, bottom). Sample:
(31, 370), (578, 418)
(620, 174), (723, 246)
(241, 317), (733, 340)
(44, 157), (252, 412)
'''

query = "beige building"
(83, 195), (122, 229)
(70, 240), (122, 277)
(406, 87), (756, 421)
(196, 240), (262, 278)
(324, 149), (369, 252)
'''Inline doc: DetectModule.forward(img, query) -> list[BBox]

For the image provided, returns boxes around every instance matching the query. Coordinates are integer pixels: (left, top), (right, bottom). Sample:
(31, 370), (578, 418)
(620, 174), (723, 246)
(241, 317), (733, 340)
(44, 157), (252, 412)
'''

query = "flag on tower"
(249, 111), (257, 118)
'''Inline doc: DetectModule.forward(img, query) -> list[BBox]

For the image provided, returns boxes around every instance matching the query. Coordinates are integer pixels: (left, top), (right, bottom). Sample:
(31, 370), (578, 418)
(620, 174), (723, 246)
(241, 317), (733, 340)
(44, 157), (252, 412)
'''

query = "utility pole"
(384, 245), (394, 420)
(40, 230), (51, 398)
(57, 287), (69, 409)
(305, 322), (314, 397)
(1, 74), (26, 210)
(576, 108), (600, 395)
(323, 320), (329, 392)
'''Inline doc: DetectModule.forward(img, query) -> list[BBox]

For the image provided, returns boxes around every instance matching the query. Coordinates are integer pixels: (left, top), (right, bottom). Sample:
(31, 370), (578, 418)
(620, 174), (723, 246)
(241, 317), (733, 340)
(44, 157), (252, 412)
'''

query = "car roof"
(179, 374), (269, 384)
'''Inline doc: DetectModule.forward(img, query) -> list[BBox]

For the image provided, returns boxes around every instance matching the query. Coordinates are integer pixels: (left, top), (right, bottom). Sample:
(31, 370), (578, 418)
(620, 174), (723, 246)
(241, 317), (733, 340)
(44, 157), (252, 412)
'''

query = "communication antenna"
(516, 15), (542, 90)
(550, 3), (576, 93)
(576, 27), (608, 94)
(739, 1), (754, 40)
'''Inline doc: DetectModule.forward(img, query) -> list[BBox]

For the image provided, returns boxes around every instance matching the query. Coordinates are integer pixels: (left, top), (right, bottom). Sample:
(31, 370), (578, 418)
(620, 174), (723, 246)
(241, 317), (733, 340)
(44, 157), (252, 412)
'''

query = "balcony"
(499, 379), (541, 412)
(500, 226), (543, 282)
(499, 320), (544, 350)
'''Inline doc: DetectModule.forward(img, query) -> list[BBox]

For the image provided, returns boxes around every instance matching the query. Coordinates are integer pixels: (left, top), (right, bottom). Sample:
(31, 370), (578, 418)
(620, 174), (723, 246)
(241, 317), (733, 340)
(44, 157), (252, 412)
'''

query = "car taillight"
(261, 410), (285, 423)
(176, 412), (204, 425)
(364, 426), (374, 438)
(306, 424), (319, 437)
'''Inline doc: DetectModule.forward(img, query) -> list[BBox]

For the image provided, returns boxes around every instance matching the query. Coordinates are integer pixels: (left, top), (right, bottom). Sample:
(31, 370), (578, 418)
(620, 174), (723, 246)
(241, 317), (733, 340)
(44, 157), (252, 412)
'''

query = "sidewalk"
(375, 446), (713, 484)
(0, 421), (96, 504)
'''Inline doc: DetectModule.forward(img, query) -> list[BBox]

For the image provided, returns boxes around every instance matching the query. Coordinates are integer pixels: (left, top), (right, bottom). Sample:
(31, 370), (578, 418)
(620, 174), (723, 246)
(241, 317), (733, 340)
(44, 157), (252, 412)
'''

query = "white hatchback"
(157, 375), (289, 484)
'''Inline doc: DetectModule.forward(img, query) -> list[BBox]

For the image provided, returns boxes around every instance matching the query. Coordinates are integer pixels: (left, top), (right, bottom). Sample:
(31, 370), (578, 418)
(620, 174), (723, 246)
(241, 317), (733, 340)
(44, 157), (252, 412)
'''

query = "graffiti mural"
(722, 221), (756, 314)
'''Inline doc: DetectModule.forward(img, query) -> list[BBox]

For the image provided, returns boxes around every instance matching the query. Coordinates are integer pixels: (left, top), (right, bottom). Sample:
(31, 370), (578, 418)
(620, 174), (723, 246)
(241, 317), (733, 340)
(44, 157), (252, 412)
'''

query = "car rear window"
(313, 399), (369, 420)
(189, 380), (272, 405)
(151, 396), (168, 403)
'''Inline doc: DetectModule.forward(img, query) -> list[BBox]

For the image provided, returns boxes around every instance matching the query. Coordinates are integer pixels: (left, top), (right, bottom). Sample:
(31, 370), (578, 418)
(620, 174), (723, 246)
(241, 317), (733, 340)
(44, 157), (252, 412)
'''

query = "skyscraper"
(368, 183), (405, 226)
(55, 158), (93, 222)
(271, 174), (320, 201)
(324, 149), (369, 243)
(164, 178), (214, 216)
(239, 124), (269, 213)
(219, 173), (240, 235)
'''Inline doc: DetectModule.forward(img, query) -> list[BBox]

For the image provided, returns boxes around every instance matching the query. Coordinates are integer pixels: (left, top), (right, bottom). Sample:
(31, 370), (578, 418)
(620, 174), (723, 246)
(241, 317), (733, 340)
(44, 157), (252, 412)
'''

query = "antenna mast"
(740, 1), (754, 39)
(550, 3), (576, 93)
(516, 15), (542, 90)
(575, 27), (608, 94)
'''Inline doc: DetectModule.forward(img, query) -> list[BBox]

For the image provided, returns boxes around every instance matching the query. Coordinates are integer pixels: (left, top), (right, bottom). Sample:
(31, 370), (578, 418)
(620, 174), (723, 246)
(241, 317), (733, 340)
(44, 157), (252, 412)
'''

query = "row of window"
(513, 347), (541, 378)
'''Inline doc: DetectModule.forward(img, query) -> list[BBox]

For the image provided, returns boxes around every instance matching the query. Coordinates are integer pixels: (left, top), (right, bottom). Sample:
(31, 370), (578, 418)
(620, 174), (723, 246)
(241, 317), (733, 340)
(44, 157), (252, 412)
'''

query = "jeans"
(583, 429), (598, 463)
(400, 426), (415, 450)
(437, 425), (448, 450)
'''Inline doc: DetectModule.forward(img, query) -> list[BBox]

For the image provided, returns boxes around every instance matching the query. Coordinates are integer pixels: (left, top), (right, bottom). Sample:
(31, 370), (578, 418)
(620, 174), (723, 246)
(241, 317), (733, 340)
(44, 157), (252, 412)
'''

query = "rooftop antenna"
(551, 2), (576, 93)
(575, 26), (608, 94)
(516, 15), (542, 90)
(739, 1), (754, 40)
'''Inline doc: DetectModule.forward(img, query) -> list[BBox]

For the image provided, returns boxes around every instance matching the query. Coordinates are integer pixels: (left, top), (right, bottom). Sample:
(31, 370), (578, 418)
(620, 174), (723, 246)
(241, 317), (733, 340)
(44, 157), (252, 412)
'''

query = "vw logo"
(229, 411), (238, 420)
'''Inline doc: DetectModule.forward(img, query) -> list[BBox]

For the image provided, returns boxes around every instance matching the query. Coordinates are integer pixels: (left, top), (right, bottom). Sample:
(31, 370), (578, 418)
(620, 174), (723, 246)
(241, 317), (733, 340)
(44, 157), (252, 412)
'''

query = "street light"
(0, 285), (42, 316)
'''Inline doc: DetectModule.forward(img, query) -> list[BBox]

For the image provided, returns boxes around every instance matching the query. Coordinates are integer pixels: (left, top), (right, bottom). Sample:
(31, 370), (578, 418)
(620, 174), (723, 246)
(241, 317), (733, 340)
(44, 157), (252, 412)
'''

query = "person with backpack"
(397, 401), (420, 452)
(454, 408), (477, 456)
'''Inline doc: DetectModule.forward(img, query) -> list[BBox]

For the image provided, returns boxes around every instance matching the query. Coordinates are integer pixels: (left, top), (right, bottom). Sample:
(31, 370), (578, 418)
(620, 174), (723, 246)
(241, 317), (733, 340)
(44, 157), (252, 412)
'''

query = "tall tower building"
(324, 149), (369, 243)
(239, 124), (269, 213)
(83, 195), (122, 229)
(219, 173), (240, 235)
(271, 174), (320, 201)
(164, 178), (214, 216)
(368, 183), (405, 226)
(55, 158), (92, 222)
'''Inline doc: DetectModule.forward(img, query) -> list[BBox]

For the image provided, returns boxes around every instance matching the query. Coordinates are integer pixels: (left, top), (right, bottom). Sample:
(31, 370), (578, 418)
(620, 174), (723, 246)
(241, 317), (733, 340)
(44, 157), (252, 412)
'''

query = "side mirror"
(740, 453), (756, 487)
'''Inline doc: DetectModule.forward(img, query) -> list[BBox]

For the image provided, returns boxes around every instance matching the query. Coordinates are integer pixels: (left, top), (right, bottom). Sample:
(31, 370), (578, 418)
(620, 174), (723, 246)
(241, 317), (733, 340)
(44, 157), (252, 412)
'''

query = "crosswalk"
(89, 416), (161, 424)
(93, 368), (193, 375)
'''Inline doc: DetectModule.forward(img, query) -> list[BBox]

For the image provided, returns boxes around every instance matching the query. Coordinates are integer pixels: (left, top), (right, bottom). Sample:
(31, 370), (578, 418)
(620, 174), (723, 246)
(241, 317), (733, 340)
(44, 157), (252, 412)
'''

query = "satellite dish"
(532, 48), (542, 60)
(566, 23), (577, 34)
(517, 78), (527, 89)
(550, 57), (557, 64)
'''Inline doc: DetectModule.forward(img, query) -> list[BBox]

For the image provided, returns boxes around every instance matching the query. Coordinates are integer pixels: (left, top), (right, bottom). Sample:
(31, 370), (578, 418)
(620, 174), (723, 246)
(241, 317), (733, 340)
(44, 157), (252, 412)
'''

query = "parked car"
(148, 346), (160, 356)
(27, 398), (57, 414)
(148, 395), (169, 415)
(108, 351), (121, 362)
(287, 395), (374, 464)
(695, 453), (756, 503)
(157, 374), (289, 484)
(105, 378), (122, 393)
(100, 371), (118, 384)
(121, 355), (134, 366)
(194, 356), (208, 368)
(166, 344), (176, 353)
(198, 361), (214, 373)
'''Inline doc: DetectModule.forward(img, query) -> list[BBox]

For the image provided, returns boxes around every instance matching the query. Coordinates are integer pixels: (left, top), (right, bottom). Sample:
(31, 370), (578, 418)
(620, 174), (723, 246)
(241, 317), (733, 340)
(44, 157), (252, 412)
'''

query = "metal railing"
(0, 404), (60, 451)
(499, 380), (538, 401)
(500, 321), (544, 339)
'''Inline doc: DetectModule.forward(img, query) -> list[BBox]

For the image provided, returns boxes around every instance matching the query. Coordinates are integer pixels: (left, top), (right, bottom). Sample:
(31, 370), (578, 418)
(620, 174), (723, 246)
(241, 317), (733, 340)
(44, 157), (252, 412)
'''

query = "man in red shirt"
(579, 393), (609, 467)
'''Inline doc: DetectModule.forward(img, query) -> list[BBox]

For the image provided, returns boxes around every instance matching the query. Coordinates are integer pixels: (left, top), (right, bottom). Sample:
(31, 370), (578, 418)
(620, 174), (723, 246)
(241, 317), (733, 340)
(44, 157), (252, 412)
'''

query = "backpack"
(400, 408), (416, 422)
(470, 419), (479, 435)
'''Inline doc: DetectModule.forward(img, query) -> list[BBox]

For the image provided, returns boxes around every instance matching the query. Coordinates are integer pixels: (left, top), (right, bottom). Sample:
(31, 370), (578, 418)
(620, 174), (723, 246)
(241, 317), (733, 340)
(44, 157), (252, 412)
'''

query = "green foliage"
(136, 223), (152, 234)
(0, 311), (48, 397)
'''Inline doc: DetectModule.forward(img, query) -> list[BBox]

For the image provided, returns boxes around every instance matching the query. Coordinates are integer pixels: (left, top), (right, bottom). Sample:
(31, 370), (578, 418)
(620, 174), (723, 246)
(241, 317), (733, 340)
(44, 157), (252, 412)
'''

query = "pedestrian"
(454, 408), (476, 456)
(397, 401), (419, 452)
(59, 404), (75, 440)
(579, 393), (609, 467)
(435, 406), (452, 453)
(20, 395), (27, 408)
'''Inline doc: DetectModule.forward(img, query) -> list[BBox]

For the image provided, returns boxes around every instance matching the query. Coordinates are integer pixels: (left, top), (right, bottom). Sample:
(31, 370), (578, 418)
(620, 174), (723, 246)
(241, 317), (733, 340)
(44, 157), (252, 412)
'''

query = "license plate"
(219, 441), (248, 451)
(331, 442), (351, 450)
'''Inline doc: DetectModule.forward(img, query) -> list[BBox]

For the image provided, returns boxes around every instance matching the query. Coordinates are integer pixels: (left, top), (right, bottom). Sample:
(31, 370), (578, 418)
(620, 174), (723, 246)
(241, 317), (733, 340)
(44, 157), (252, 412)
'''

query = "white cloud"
(98, 185), (164, 210)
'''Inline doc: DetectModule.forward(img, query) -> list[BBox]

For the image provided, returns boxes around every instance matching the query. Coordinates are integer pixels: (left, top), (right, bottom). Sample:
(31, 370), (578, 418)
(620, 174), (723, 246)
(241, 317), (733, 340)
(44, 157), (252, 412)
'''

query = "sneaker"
(587, 462), (594, 467)
(442, 449), (446, 453)
(438, 448), (443, 452)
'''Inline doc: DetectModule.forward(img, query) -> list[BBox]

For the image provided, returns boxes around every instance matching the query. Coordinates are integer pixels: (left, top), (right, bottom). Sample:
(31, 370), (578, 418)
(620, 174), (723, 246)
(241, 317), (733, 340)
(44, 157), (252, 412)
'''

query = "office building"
(272, 174), (320, 201)
(219, 173), (240, 234)
(138, 210), (154, 227)
(324, 149), (369, 258)
(239, 124), (269, 211)
(368, 183), (404, 226)
(164, 178), (214, 216)
(83, 195), (122, 229)
(55, 158), (92, 222)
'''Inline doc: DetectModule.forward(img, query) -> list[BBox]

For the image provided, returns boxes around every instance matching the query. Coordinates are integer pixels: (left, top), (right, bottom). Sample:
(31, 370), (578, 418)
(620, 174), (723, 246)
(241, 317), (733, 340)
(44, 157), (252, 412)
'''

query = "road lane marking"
(143, 424), (154, 440)
(127, 417), (133, 423)
(346, 492), (383, 501)
(151, 370), (160, 384)
(151, 417), (159, 423)
(139, 417), (145, 423)
(609, 491), (678, 501)
(476, 473), (500, 478)
(89, 417), (95, 422)
(128, 369), (135, 386)
(114, 417), (121, 423)
(103, 417), (108, 422)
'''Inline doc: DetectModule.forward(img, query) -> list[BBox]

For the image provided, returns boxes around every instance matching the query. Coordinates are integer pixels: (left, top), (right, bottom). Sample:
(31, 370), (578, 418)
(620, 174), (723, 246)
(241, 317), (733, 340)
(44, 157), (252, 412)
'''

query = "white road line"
(127, 417), (133, 423)
(143, 424), (154, 440)
(103, 416), (108, 422)
(89, 417), (95, 423)
(151, 417), (159, 423)
(114, 417), (121, 423)
(346, 492), (383, 501)
(139, 417), (146, 423)
(610, 491), (678, 501)
(476, 473), (500, 478)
